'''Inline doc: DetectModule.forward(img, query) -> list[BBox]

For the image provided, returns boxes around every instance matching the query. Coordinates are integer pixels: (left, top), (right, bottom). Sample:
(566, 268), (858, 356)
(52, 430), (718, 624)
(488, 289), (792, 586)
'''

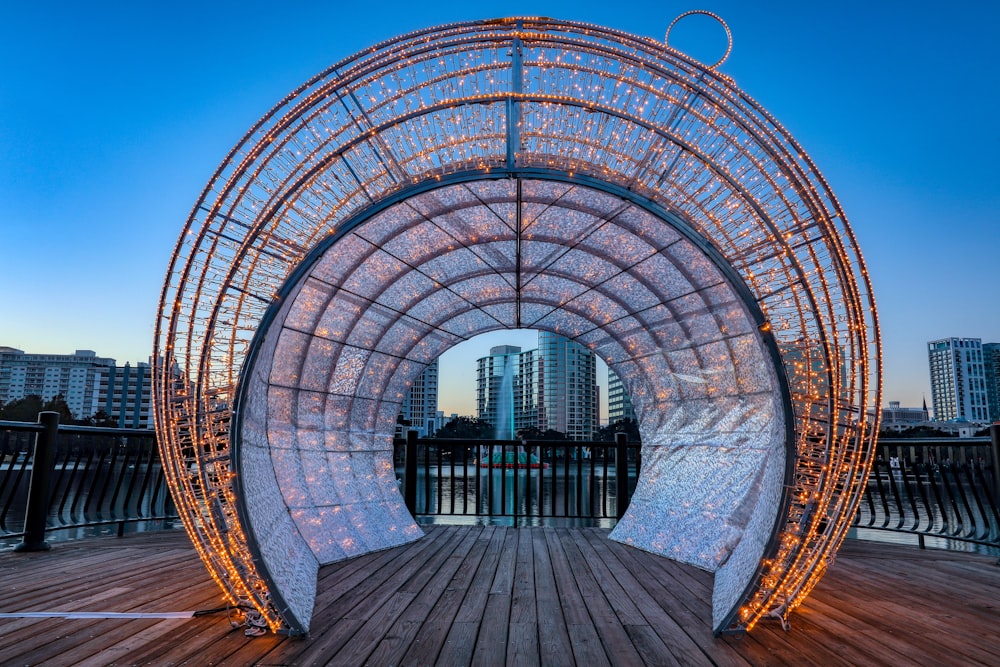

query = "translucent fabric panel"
(309, 234), (380, 285)
(313, 291), (368, 341)
(520, 211), (606, 274)
(416, 249), (504, 286)
(400, 289), (475, 334)
(370, 271), (444, 314)
(627, 252), (699, 302)
(235, 176), (789, 638)
(445, 274), (517, 306)
(712, 436), (786, 628)
(299, 336), (340, 393)
(519, 274), (592, 310)
(270, 329), (310, 388)
(344, 304), (403, 350)
(610, 443), (777, 570)
(339, 250), (408, 300)
(351, 205), (427, 248)
(611, 205), (683, 249)
(535, 247), (632, 293)
(285, 279), (335, 332)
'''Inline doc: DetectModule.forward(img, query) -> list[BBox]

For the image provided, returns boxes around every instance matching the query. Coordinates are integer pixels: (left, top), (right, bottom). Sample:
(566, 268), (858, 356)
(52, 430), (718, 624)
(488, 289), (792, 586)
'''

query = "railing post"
(615, 432), (630, 520)
(990, 424), (1000, 505)
(15, 411), (60, 552)
(403, 429), (418, 516)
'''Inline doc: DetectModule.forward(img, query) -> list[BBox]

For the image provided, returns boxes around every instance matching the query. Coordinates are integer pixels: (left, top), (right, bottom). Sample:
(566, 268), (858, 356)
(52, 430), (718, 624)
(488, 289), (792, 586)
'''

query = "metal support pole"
(15, 411), (60, 552)
(404, 429), (418, 517)
(990, 424), (1000, 506)
(615, 432), (630, 520)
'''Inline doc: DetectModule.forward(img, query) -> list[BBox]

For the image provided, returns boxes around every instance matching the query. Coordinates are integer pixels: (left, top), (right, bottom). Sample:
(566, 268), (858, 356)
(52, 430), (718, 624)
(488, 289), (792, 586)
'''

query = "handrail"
(854, 434), (1000, 550)
(3, 414), (999, 551)
(0, 414), (177, 546)
(394, 434), (641, 526)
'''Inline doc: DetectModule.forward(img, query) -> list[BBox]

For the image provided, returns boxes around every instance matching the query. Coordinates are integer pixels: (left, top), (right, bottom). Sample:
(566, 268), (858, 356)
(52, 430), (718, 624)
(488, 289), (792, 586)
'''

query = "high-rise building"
(0, 347), (154, 427)
(476, 334), (599, 440)
(607, 368), (636, 424)
(101, 362), (154, 428)
(0, 347), (114, 419)
(477, 346), (521, 439)
(536, 332), (599, 440)
(984, 342), (1000, 422)
(398, 360), (439, 437)
(927, 338), (990, 422)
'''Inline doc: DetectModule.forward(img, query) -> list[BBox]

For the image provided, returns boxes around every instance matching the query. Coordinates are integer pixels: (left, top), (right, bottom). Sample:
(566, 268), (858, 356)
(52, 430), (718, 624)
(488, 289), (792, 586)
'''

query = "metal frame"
(154, 17), (880, 636)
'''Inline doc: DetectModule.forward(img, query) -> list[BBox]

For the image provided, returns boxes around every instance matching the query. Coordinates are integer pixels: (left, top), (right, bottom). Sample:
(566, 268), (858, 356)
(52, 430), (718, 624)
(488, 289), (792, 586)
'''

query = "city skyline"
(2, 1), (998, 414)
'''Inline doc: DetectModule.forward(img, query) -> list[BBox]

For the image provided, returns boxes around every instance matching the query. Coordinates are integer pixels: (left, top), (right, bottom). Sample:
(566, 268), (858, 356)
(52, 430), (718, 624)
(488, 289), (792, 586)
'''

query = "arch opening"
(235, 175), (789, 633)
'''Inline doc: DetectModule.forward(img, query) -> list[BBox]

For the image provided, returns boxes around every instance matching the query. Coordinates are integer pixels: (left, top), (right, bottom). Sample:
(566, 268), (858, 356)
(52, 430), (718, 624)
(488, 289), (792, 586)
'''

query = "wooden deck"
(0, 526), (998, 666)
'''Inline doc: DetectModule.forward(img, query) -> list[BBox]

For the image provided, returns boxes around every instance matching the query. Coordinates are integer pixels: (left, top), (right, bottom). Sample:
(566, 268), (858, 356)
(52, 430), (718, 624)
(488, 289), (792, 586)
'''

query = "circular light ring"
(665, 10), (733, 70)
(153, 17), (880, 636)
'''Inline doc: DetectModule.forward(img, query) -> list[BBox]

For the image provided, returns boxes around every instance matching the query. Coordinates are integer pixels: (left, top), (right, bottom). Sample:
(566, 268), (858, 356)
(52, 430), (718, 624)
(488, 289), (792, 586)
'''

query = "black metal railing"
(855, 435), (1000, 550)
(0, 413), (177, 547)
(395, 432), (641, 526)
(4, 412), (1000, 553)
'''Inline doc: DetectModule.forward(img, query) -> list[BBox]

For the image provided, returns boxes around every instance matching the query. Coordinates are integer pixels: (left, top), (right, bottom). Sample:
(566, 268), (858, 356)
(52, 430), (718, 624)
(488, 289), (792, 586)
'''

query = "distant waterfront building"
(102, 361), (153, 428)
(0, 347), (153, 426)
(880, 401), (928, 432)
(537, 332), (599, 440)
(927, 338), (990, 422)
(0, 347), (114, 419)
(476, 334), (599, 440)
(607, 368), (636, 424)
(398, 360), (439, 437)
(477, 346), (522, 439)
(984, 343), (1000, 422)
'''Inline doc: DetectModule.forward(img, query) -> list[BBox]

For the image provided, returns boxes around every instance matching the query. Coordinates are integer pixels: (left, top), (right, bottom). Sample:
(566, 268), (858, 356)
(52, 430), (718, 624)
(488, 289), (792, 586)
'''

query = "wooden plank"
(507, 621), (540, 666)
(542, 527), (610, 667)
(452, 526), (508, 623)
(400, 525), (496, 665)
(532, 529), (575, 667)
(557, 528), (645, 666)
(471, 592), (512, 666)
(510, 527), (536, 624)
(359, 524), (485, 666)
(288, 525), (468, 665)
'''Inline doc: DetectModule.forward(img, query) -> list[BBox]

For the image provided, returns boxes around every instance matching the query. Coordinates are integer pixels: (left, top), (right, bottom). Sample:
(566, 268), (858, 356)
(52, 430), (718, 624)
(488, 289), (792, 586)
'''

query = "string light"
(153, 16), (879, 636)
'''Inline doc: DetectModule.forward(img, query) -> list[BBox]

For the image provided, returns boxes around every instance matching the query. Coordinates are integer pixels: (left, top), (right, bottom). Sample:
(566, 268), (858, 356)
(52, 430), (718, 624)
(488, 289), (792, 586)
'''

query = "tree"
(597, 418), (641, 443)
(434, 416), (494, 439)
(515, 427), (569, 441)
(41, 394), (74, 423)
(0, 395), (45, 422)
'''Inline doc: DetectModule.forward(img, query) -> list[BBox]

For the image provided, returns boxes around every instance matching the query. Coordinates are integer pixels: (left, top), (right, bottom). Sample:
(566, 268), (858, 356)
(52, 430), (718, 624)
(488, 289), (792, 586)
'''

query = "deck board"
(0, 526), (998, 665)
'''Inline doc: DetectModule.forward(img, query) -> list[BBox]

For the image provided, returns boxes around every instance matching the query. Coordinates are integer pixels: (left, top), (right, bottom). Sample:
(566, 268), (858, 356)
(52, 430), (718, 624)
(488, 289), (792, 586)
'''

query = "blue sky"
(2, 1), (998, 417)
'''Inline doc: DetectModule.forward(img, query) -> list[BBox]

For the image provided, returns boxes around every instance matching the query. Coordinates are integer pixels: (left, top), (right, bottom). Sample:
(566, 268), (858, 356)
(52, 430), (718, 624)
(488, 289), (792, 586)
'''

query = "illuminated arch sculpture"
(154, 17), (880, 637)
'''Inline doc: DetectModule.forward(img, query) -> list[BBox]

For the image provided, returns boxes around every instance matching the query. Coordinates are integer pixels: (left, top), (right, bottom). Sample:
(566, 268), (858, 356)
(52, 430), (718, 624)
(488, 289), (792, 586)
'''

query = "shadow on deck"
(1, 525), (998, 666)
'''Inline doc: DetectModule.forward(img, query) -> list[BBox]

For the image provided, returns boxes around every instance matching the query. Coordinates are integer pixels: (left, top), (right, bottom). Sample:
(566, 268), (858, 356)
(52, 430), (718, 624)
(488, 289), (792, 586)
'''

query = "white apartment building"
(608, 368), (636, 424)
(927, 338), (990, 422)
(0, 347), (153, 427)
(0, 347), (114, 419)
(398, 359), (440, 437)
